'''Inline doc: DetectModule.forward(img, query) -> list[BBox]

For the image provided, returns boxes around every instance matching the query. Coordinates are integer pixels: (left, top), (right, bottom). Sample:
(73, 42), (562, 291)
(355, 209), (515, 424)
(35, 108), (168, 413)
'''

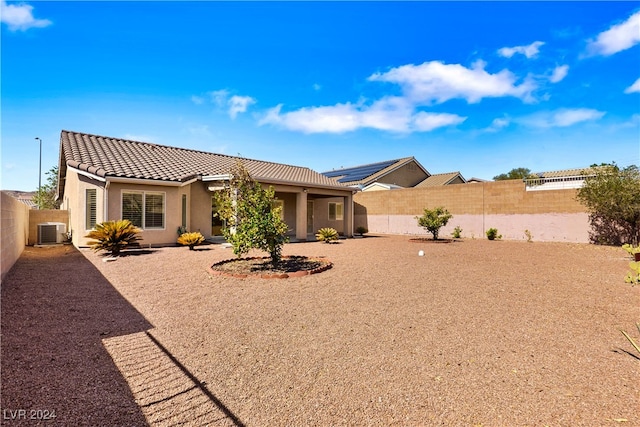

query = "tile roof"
(59, 130), (347, 190)
(534, 167), (596, 178)
(415, 172), (466, 187)
(321, 157), (426, 186)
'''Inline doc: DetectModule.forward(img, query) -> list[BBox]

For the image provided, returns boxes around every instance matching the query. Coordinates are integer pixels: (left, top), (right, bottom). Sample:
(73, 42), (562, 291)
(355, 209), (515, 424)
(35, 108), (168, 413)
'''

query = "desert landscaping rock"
(2, 236), (639, 426)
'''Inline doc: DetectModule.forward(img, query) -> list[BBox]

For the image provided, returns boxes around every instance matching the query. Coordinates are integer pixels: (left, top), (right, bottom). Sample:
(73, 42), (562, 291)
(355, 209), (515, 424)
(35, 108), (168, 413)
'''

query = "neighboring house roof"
(4, 191), (37, 208)
(467, 177), (488, 183)
(361, 182), (404, 192)
(321, 157), (430, 187)
(533, 167), (595, 178)
(415, 171), (466, 187)
(58, 130), (349, 196)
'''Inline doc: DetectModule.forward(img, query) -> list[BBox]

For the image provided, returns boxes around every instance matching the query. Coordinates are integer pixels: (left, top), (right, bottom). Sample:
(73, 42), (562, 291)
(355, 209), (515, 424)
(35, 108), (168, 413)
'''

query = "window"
(122, 191), (164, 229)
(328, 202), (343, 221)
(86, 188), (97, 229)
(272, 199), (285, 220)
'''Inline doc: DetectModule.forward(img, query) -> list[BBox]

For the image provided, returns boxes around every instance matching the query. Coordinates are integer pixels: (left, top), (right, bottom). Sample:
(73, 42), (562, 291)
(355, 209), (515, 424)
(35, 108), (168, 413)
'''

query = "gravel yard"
(2, 236), (639, 426)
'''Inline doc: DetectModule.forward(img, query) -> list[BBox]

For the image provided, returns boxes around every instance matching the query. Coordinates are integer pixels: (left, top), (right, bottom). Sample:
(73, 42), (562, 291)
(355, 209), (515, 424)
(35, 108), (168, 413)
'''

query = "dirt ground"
(2, 236), (639, 426)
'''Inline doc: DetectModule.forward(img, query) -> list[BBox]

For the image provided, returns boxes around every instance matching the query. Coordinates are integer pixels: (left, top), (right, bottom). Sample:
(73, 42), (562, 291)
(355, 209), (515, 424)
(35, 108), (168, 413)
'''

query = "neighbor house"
(57, 130), (355, 247)
(415, 171), (466, 187)
(524, 167), (597, 191)
(322, 157), (430, 189)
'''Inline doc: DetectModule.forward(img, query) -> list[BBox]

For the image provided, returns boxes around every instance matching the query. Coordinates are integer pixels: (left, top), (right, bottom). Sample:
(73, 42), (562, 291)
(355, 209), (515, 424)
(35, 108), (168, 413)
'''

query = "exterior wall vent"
(37, 222), (67, 245)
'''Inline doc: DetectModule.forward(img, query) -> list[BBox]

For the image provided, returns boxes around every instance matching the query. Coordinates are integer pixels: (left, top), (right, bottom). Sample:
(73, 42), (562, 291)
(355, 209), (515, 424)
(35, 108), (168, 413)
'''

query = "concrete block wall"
(354, 180), (590, 243)
(1, 191), (30, 281)
(29, 209), (70, 246)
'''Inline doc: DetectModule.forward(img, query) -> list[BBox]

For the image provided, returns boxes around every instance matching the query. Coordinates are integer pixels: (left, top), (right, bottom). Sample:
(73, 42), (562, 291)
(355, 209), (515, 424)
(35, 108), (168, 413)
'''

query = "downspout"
(104, 180), (110, 223)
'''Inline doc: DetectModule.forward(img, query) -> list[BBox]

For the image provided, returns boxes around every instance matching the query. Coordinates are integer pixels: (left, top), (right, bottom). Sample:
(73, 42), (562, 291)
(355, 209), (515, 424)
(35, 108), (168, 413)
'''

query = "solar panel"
(322, 159), (399, 183)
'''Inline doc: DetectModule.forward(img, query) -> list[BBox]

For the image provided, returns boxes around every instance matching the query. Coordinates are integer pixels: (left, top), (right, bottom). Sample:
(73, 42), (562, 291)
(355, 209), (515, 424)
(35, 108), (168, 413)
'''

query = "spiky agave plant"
(316, 227), (339, 243)
(621, 323), (640, 358)
(85, 220), (142, 256)
(177, 231), (205, 250)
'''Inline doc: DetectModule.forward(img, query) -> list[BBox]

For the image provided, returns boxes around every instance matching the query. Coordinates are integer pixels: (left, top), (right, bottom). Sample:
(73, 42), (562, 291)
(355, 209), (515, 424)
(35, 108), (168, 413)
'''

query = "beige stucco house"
(57, 130), (355, 247)
(322, 157), (430, 189)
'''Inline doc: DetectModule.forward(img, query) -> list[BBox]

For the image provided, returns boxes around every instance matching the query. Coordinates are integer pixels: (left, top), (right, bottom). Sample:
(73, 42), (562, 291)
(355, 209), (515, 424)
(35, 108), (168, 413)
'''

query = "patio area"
(2, 236), (639, 425)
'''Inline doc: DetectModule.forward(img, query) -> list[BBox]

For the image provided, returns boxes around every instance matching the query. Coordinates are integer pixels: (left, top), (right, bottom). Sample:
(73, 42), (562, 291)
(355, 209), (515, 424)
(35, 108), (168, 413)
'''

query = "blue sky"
(2, 1), (639, 191)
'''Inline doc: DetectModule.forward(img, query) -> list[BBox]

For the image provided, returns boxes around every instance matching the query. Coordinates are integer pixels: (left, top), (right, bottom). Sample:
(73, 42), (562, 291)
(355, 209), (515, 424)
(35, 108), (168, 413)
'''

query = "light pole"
(35, 137), (42, 209)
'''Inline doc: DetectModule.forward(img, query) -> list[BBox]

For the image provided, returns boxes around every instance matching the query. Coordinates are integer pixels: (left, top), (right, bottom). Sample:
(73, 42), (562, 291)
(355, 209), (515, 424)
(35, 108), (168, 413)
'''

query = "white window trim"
(85, 188), (97, 231)
(121, 190), (166, 230)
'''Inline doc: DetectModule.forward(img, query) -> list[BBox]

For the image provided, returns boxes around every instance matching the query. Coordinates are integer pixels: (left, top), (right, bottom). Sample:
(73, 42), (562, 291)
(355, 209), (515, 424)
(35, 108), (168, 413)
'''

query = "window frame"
(85, 188), (97, 230)
(328, 202), (344, 221)
(121, 190), (166, 230)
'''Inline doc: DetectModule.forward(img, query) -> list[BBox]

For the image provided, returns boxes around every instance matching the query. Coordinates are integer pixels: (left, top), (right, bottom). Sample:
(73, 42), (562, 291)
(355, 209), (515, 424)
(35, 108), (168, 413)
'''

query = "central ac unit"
(37, 222), (67, 245)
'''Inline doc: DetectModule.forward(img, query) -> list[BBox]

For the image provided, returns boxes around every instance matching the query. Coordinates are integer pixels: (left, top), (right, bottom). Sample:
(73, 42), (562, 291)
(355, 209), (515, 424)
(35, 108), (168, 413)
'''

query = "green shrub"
(177, 231), (205, 250)
(355, 226), (368, 236)
(85, 220), (142, 256)
(486, 228), (502, 240)
(416, 207), (453, 240)
(625, 261), (640, 286)
(316, 227), (339, 243)
(452, 225), (462, 239)
(622, 244), (640, 257)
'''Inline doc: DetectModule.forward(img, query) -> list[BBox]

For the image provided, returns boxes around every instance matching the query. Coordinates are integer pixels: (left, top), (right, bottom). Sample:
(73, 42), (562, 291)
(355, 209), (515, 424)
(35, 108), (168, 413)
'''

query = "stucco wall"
(1, 191), (30, 281)
(354, 179), (590, 242)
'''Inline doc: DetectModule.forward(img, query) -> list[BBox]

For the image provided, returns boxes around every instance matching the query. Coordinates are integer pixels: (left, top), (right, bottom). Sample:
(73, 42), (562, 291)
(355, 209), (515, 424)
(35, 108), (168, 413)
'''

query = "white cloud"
(191, 95), (204, 105)
(484, 117), (511, 133)
(123, 134), (156, 143)
(412, 112), (467, 131)
(519, 108), (605, 128)
(0, 0), (51, 31)
(368, 60), (537, 104)
(259, 103), (362, 134)
(228, 95), (256, 119)
(586, 11), (640, 56)
(624, 77), (640, 94)
(549, 65), (569, 83)
(258, 98), (465, 134)
(497, 41), (545, 59)
(313, 83), (322, 91)
(208, 90), (229, 107)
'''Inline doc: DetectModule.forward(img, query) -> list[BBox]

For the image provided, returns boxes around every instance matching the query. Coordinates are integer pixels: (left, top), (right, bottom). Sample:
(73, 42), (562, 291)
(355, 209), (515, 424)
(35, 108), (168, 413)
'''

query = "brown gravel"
(2, 235), (639, 426)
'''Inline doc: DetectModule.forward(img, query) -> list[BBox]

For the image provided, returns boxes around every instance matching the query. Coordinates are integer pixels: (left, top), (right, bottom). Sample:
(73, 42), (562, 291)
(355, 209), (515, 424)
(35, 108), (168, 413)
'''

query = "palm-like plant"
(177, 231), (205, 250)
(85, 220), (142, 256)
(316, 227), (339, 243)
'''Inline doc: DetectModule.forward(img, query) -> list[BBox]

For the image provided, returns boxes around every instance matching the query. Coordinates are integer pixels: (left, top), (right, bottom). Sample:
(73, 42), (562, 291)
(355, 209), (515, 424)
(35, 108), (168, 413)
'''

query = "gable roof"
(58, 130), (349, 196)
(415, 171), (466, 187)
(321, 157), (429, 186)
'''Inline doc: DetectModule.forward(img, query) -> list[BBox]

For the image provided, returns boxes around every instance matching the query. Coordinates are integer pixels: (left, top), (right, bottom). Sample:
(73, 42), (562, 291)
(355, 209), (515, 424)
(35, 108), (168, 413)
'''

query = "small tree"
(576, 164), (640, 245)
(493, 167), (538, 181)
(214, 161), (289, 266)
(416, 207), (453, 240)
(33, 166), (60, 209)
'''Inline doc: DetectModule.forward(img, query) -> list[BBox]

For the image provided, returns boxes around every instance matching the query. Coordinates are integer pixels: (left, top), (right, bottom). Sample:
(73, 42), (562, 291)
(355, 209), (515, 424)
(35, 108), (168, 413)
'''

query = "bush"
(85, 220), (142, 256)
(486, 228), (502, 240)
(316, 227), (339, 243)
(177, 231), (205, 250)
(576, 164), (640, 246)
(452, 225), (462, 239)
(416, 207), (453, 240)
(355, 226), (368, 236)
